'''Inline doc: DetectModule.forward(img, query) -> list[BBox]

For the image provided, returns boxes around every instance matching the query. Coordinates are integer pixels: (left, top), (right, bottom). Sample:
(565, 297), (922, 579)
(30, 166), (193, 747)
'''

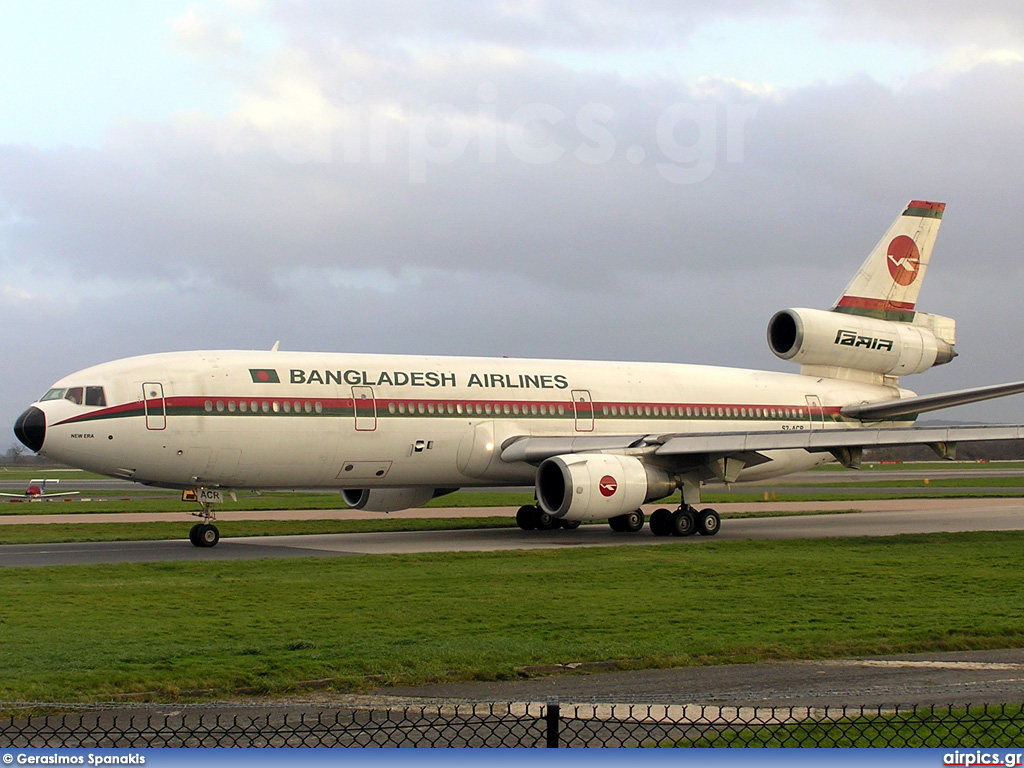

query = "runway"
(2, 498), (1022, 567)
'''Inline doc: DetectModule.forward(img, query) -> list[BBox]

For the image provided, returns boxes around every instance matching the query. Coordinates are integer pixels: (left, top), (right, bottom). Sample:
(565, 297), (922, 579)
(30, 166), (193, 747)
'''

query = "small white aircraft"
(0, 478), (79, 501)
(13, 200), (1024, 546)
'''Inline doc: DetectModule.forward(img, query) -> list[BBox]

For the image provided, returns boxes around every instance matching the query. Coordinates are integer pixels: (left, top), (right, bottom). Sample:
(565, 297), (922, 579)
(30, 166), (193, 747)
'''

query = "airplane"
(12, 200), (1024, 547)
(0, 478), (79, 501)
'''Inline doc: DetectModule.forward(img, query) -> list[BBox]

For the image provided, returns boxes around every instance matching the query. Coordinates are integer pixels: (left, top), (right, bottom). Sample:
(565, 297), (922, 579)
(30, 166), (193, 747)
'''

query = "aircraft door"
(352, 386), (377, 431)
(143, 382), (166, 431)
(572, 389), (594, 432)
(805, 395), (824, 429)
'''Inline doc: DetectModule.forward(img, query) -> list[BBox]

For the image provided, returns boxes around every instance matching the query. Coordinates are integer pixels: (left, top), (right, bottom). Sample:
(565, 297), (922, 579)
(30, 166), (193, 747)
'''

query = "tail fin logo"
(886, 235), (921, 286)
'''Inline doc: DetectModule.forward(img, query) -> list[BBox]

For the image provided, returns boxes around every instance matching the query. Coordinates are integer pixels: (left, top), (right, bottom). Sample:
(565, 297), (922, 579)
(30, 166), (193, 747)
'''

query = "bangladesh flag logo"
(249, 368), (280, 383)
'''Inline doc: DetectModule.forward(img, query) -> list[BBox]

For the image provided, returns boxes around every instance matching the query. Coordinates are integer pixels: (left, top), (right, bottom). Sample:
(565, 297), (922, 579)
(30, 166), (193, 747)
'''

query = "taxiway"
(2, 498), (1021, 567)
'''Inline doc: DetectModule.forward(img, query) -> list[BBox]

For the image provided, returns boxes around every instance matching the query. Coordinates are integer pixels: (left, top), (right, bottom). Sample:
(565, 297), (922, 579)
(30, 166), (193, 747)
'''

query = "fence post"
(545, 696), (560, 748)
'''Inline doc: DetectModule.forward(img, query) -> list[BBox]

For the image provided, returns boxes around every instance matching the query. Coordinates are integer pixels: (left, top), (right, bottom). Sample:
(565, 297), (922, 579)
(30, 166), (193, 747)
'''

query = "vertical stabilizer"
(833, 200), (945, 322)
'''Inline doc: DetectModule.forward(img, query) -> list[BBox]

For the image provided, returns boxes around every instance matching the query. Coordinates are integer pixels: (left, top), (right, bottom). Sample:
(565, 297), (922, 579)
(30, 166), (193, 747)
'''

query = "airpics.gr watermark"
(943, 751), (1023, 766)
(269, 82), (758, 185)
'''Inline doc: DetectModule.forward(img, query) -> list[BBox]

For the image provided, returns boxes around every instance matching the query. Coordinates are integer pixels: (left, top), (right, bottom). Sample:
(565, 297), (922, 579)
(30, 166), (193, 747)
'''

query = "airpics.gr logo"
(249, 368), (281, 383)
(886, 235), (921, 286)
(599, 475), (618, 497)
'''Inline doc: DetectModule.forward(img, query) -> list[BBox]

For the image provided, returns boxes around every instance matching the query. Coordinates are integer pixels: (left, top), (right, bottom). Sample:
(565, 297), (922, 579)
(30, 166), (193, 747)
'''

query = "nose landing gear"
(188, 498), (221, 547)
(189, 520), (220, 547)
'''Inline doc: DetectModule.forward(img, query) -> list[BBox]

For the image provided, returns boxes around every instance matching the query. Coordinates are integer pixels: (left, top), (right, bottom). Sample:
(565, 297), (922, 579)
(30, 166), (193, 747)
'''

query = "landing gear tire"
(626, 510), (645, 532)
(190, 523), (220, 548)
(610, 510), (645, 532)
(671, 508), (697, 537)
(536, 511), (561, 531)
(517, 505), (577, 531)
(697, 508), (721, 536)
(649, 508), (673, 536)
(516, 505), (539, 531)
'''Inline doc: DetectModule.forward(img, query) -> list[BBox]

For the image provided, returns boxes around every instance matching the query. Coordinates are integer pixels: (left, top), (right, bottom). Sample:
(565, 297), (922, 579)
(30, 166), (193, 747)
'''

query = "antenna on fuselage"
(270, 341), (280, 352)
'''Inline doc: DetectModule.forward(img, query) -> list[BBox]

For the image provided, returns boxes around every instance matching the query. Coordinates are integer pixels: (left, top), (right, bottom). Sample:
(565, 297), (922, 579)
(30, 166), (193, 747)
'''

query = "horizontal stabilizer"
(841, 380), (1024, 421)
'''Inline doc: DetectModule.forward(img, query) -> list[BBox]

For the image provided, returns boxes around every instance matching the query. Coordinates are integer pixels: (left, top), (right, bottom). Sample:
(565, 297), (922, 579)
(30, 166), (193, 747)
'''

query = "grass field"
(1, 530), (1022, 702)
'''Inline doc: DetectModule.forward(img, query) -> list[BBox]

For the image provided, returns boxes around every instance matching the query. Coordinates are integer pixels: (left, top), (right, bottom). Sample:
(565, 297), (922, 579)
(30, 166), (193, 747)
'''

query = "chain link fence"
(2, 700), (1022, 748)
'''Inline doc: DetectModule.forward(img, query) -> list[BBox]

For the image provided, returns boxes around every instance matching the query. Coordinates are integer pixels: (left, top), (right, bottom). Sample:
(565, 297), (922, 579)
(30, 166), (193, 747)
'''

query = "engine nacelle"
(767, 307), (955, 376)
(341, 487), (456, 513)
(536, 453), (676, 522)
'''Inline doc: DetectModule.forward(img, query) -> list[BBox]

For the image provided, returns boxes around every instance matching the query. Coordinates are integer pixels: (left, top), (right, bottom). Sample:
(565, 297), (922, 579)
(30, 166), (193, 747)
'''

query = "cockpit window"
(39, 386), (106, 406)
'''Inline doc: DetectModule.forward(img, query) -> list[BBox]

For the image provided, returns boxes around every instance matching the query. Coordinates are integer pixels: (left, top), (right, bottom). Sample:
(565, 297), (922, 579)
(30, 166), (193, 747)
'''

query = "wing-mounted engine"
(536, 453), (676, 521)
(341, 487), (458, 513)
(767, 307), (955, 381)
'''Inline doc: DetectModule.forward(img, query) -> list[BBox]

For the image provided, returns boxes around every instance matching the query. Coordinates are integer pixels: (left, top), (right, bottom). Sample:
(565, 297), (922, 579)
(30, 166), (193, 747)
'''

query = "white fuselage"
(30, 350), (904, 491)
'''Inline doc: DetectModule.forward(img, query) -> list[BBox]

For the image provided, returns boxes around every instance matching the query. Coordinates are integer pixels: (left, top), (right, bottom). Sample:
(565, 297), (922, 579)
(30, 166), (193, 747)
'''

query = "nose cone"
(14, 406), (46, 453)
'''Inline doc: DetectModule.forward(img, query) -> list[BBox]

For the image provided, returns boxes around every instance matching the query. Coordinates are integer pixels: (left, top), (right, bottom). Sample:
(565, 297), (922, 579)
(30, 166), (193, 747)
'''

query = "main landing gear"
(513, 500), (720, 537)
(649, 505), (720, 537)
(516, 505), (581, 531)
(188, 502), (220, 548)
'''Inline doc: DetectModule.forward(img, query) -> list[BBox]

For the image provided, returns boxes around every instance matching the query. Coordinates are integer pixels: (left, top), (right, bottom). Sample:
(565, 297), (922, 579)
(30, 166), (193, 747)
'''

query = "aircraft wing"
(651, 424), (1024, 457)
(501, 424), (1024, 469)
(503, 378), (1024, 470)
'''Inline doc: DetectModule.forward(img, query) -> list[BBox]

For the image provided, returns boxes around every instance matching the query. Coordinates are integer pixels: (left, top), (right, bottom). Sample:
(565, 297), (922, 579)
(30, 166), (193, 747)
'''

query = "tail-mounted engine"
(767, 307), (955, 378)
(536, 453), (676, 521)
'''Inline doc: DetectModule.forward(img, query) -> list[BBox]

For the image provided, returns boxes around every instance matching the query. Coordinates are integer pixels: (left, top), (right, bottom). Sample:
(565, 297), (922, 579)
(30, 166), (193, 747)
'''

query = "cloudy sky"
(3, 0), (1024, 440)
